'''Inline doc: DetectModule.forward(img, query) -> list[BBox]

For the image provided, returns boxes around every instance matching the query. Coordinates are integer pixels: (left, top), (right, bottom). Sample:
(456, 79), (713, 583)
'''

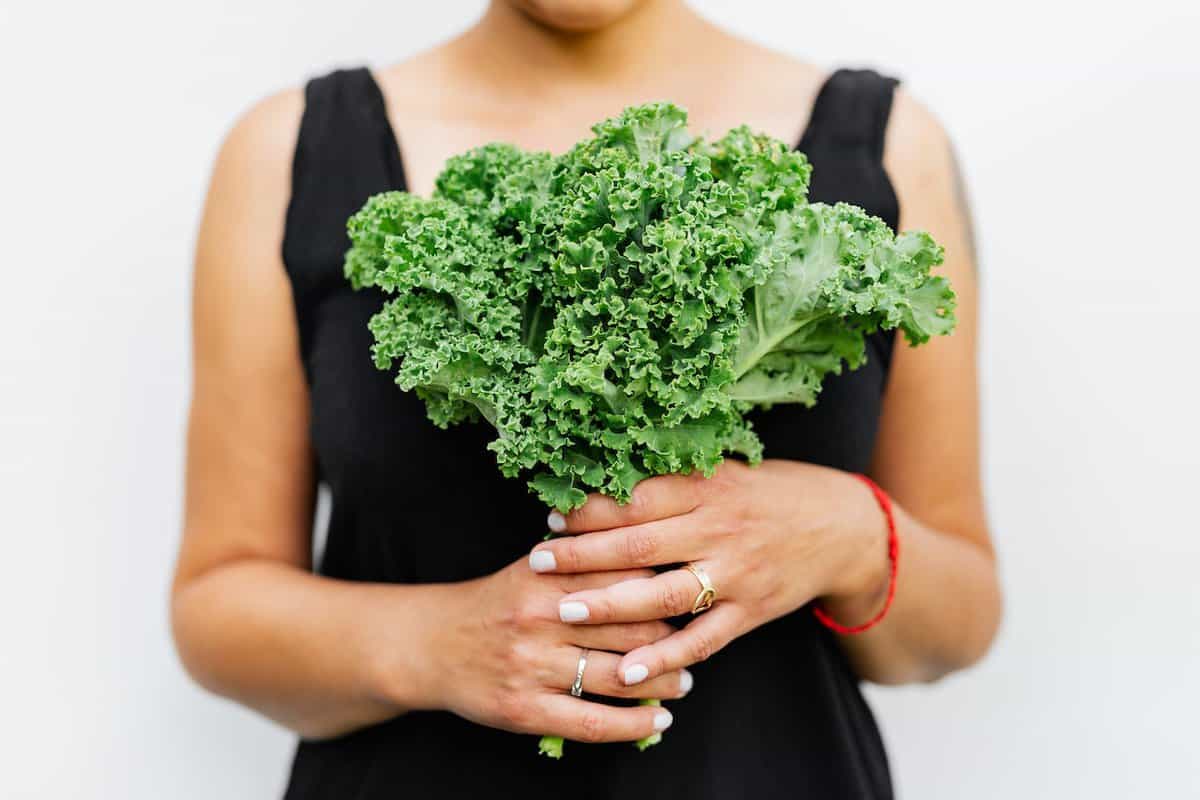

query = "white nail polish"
(680, 669), (694, 695)
(529, 550), (556, 573)
(653, 710), (674, 731)
(559, 601), (589, 622)
(547, 511), (567, 533)
(623, 664), (649, 685)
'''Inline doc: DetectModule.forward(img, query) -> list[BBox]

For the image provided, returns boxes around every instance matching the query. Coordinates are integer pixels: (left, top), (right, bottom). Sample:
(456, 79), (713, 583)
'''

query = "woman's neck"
(454, 1), (721, 99)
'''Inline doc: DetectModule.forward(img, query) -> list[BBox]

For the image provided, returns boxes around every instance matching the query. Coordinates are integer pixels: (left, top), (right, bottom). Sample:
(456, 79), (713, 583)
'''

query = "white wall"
(3, 1), (1198, 797)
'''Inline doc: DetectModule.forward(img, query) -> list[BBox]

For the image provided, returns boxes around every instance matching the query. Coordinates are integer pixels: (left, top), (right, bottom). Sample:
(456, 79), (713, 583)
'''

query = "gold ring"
(683, 563), (717, 614)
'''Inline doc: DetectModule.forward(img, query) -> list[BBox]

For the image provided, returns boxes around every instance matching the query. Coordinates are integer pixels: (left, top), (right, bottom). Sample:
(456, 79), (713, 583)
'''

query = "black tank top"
(281, 66), (900, 800)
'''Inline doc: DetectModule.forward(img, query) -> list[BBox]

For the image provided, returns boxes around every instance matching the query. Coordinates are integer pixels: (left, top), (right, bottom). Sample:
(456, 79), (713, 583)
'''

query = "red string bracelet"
(812, 474), (899, 635)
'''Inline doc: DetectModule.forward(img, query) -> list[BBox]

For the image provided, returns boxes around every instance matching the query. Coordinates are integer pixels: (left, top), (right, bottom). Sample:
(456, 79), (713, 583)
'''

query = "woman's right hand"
(378, 558), (691, 745)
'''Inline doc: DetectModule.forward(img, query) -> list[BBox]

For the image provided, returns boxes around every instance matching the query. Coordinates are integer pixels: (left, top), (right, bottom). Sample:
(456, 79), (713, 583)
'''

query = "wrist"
(364, 581), (469, 714)
(821, 472), (892, 611)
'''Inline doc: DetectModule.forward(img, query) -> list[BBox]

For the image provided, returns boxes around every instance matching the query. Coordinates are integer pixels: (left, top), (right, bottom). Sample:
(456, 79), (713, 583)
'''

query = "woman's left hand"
(527, 460), (891, 687)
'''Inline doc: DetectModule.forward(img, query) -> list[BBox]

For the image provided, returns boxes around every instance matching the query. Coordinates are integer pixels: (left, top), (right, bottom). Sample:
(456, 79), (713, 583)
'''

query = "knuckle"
(710, 513), (741, 540)
(658, 582), (689, 615)
(689, 632), (718, 663)
(717, 459), (747, 482)
(706, 464), (742, 497)
(494, 690), (532, 730)
(578, 710), (606, 743)
(575, 496), (604, 529)
(591, 594), (618, 622)
(628, 481), (663, 518)
(511, 597), (545, 630)
(732, 495), (756, 524)
(622, 529), (659, 566)
(710, 502), (750, 540)
(555, 541), (580, 571)
(506, 639), (538, 671)
(488, 605), (518, 633)
(624, 488), (647, 520)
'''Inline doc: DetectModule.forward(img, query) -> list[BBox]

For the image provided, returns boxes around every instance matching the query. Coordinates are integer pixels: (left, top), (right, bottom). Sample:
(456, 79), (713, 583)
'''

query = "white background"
(3, 1), (1199, 797)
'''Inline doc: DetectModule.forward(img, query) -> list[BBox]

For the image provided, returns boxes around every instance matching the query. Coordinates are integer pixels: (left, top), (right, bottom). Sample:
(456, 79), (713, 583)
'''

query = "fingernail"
(547, 511), (567, 533)
(558, 601), (589, 622)
(529, 550), (556, 573)
(623, 664), (649, 685)
(653, 710), (673, 731)
(679, 669), (694, 695)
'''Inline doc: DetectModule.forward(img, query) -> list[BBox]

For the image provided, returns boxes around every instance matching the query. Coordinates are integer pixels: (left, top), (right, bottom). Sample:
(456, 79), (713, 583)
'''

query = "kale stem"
(599, 379), (628, 413)
(731, 307), (821, 379)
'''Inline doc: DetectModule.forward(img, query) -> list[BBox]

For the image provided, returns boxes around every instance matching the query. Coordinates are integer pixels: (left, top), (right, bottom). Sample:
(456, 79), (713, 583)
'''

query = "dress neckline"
(360, 66), (840, 195)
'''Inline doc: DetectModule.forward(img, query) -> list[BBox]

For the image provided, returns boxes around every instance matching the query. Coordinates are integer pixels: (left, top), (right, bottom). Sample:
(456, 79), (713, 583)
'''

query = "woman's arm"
(523, 90), (1000, 687)
(171, 90), (442, 738)
(817, 89), (1000, 683)
(172, 93), (685, 743)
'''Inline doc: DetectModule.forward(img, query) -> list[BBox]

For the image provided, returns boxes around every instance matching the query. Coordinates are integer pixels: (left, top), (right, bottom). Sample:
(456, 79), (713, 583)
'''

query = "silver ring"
(569, 648), (590, 697)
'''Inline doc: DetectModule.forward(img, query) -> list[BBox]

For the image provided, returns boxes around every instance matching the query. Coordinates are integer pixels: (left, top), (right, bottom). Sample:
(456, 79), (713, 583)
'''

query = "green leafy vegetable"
(346, 102), (954, 518)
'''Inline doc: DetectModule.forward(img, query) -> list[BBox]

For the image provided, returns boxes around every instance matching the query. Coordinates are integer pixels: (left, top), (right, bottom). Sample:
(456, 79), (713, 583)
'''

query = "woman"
(172, 1), (1001, 797)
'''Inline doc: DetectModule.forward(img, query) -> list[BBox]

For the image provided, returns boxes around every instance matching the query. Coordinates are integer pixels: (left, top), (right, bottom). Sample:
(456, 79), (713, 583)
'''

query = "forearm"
(820, 499), (1001, 685)
(171, 559), (456, 739)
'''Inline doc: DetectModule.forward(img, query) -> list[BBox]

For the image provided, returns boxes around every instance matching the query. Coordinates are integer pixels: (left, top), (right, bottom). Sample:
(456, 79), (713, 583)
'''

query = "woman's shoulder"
(211, 86), (305, 206)
(888, 86), (954, 168)
(194, 85), (307, 319)
(883, 87), (964, 230)
(880, 88), (978, 280)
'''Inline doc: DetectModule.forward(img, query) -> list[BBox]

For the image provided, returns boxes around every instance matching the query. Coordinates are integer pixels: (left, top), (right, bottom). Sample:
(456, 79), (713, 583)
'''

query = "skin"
(172, 0), (1000, 749)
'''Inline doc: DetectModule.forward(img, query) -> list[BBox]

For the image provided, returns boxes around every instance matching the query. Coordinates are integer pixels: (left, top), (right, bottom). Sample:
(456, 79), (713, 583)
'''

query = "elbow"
(168, 553), (278, 701)
(867, 573), (1004, 687)
(169, 565), (375, 742)
(953, 567), (1004, 671)
(169, 580), (226, 699)
(169, 567), (250, 703)
(920, 577), (1005, 684)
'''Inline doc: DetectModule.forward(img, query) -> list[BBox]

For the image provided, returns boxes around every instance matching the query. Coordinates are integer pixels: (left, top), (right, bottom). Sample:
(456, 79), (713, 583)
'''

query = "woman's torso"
(281, 65), (899, 800)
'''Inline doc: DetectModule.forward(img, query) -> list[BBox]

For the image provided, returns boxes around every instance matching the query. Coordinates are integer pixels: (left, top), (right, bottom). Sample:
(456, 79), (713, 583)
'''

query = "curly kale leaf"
(345, 103), (955, 513)
(729, 202), (953, 407)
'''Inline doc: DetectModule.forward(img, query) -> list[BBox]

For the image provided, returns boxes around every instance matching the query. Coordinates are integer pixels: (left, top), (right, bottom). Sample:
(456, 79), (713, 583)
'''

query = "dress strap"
(798, 68), (901, 232)
(800, 68), (899, 162)
(282, 67), (406, 363)
(798, 67), (902, 371)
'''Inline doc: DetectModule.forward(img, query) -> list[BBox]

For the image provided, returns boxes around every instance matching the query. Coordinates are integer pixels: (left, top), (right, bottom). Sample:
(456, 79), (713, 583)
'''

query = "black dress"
(281, 66), (901, 800)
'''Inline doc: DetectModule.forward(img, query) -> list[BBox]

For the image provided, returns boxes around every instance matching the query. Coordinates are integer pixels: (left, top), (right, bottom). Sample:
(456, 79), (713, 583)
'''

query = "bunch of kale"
(345, 103), (954, 513)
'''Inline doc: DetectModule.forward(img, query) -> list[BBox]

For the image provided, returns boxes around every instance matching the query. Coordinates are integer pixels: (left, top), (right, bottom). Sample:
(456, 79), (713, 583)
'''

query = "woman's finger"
(617, 603), (742, 686)
(547, 646), (693, 700)
(548, 473), (703, 534)
(534, 694), (674, 744)
(556, 568), (706, 624)
(554, 568), (657, 592)
(519, 570), (656, 628)
(530, 513), (703, 574)
(568, 620), (678, 653)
